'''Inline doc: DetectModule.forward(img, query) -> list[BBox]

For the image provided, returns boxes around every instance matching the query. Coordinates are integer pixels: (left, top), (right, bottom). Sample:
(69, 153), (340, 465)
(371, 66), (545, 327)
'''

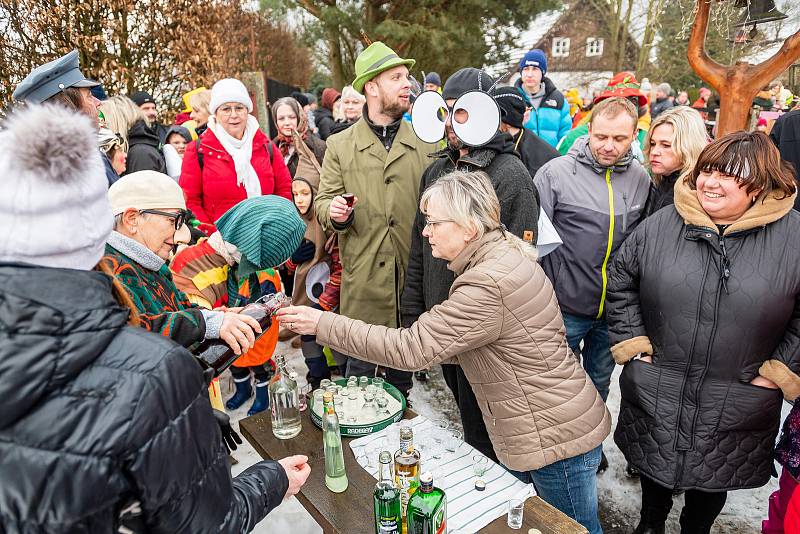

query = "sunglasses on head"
(139, 209), (188, 230)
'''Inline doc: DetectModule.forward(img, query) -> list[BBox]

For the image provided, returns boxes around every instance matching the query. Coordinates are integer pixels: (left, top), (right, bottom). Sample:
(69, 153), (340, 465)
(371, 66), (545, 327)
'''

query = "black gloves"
(213, 409), (243, 452)
(291, 239), (316, 264)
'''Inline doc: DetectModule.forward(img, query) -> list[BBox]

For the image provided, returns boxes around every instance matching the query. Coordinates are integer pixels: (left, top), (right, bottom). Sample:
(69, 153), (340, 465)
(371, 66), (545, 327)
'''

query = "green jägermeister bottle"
(322, 392), (348, 493)
(407, 472), (446, 534)
(374, 450), (402, 533)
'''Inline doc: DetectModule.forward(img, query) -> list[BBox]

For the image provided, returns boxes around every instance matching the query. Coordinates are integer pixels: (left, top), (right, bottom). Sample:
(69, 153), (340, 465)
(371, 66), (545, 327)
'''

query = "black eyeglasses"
(139, 209), (187, 229)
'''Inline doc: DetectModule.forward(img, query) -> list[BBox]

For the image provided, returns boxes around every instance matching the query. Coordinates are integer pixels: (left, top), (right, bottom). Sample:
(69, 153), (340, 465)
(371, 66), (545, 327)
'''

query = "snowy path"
(228, 341), (782, 533)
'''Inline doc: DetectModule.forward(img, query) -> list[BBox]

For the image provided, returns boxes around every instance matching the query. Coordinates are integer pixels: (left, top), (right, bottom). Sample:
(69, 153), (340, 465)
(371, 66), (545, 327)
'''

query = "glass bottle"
(374, 450), (402, 534)
(322, 392), (349, 493)
(407, 472), (447, 534)
(394, 424), (421, 530)
(193, 292), (290, 376)
(269, 354), (301, 439)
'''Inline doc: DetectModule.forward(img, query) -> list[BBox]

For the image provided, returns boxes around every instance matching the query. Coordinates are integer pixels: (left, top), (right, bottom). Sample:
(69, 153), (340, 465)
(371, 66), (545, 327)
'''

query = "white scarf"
(208, 114), (262, 198)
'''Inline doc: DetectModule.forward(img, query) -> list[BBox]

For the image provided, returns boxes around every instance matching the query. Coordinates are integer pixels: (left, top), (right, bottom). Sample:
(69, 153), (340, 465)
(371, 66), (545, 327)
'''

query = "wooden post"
(240, 72), (269, 135)
(687, 0), (800, 136)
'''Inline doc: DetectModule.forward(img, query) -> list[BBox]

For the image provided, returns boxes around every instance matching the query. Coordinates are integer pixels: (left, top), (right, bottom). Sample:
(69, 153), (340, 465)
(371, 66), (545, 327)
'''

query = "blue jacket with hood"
(516, 77), (572, 148)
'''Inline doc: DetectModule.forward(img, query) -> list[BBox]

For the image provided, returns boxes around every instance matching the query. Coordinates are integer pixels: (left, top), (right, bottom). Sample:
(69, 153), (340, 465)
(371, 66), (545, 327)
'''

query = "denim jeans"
(561, 312), (614, 402)
(509, 445), (603, 534)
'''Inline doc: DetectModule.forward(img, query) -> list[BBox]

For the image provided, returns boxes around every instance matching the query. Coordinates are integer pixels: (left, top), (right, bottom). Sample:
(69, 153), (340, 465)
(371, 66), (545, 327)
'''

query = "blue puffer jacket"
(516, 77), (572, 148)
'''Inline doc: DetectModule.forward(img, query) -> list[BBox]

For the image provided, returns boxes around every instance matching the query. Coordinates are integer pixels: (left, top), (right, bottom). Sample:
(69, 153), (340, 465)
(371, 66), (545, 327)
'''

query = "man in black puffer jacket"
(0, 104), (309, 533)
(400, 68), (539, 461)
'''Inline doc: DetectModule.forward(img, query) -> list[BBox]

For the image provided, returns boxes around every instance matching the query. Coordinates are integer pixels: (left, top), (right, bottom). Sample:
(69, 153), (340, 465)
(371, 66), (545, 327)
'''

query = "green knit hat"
(352, 42), (416, 94)
(216, 196), (305, 276)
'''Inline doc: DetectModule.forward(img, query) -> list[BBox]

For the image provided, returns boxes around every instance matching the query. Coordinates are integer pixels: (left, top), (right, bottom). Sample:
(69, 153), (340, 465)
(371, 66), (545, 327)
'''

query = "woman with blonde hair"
(100, 95), (165, 175)
(340, 85), (365, 123)
(277, 170), (611, 533)
(188, 89), (212, 136)
(643, 105), (708, 217)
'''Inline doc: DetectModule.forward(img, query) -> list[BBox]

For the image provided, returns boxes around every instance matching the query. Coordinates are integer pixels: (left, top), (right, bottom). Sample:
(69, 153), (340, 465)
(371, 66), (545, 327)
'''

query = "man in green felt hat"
(314, 42), (437, 399)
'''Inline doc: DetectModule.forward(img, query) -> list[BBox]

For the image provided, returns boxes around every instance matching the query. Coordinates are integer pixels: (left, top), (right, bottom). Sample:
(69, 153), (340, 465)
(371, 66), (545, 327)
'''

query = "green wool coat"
(315, 118), (435, 327)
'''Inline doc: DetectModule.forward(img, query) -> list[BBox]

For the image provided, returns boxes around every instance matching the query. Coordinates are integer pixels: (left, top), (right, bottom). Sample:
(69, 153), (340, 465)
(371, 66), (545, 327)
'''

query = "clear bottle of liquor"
(269, 354), (301, 439)
(407, 472), (447, 534)
(322, 392), (348, 493)
(374, 451), (402, 534)
(394, 424), (421, 530)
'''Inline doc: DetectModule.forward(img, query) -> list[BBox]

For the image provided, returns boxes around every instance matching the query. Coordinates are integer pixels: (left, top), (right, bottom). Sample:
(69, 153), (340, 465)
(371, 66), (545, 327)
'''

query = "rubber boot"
(225, 375), (252, 410)
(247, 380), (270, 416)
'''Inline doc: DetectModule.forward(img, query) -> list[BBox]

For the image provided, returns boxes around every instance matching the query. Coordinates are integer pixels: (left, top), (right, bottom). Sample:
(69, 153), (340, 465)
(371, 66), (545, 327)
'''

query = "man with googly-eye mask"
(402, 67), (540, 461)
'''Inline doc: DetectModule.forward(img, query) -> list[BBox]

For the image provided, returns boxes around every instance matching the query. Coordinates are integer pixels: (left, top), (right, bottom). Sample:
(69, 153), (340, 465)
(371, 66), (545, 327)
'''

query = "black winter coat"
(314, 108), (336, 141)
(650, 97), (674, 120)
(0, 264), (288, 533)
(125, 119), (167, 175)
(770, 110), (800, 211)
(642, 171), (679, 219)
(607, 181), (800, 491)
(511, 128), (559, 183)
(400, 132), (540, 328)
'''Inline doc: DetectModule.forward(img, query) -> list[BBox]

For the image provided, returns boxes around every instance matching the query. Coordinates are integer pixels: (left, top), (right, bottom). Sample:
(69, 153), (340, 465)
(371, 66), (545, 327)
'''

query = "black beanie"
(291, 91), (309, 107)
(492, 86), (526, 129)
(442, 68), (495, 100)
(130, 90), (155, 107)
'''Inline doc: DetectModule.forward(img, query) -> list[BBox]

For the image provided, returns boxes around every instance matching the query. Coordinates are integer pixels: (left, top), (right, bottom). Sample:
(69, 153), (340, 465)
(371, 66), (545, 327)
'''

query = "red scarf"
(276, 129), (308, 158)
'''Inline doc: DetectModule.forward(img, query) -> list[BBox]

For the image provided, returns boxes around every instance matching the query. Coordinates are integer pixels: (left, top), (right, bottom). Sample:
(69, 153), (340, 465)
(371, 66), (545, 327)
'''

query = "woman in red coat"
(181, 78), (292, 234)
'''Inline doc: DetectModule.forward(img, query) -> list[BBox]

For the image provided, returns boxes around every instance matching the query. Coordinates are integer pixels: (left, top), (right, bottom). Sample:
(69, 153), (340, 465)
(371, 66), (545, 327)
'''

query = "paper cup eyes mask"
(411, 90), (500, 147)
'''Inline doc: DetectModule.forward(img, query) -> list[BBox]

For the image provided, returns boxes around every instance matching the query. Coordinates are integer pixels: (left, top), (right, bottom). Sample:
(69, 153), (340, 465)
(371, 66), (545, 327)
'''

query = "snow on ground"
(227, 340), (785, 533)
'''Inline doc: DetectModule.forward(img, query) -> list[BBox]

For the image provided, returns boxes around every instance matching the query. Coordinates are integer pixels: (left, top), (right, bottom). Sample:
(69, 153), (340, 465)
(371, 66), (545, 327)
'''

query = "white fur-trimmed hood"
(0, 104), (114, 270)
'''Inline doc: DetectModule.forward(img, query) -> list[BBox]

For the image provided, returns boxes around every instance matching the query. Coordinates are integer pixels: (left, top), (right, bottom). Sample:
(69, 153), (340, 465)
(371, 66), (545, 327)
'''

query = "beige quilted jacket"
(316, 230), (611, 471)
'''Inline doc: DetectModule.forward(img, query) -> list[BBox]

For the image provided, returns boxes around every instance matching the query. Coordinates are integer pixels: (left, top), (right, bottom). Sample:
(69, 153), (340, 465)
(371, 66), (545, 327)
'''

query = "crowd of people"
(3, 41), (800, 534)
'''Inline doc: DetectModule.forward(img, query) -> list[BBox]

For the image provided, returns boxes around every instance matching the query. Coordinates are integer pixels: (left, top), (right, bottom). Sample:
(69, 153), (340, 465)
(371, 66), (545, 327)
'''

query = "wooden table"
(240, 408), (588, 534)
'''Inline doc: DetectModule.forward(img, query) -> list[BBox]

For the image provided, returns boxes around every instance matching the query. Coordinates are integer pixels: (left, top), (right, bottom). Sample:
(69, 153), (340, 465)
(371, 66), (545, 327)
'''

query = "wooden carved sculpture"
(688, 0), (800, 136)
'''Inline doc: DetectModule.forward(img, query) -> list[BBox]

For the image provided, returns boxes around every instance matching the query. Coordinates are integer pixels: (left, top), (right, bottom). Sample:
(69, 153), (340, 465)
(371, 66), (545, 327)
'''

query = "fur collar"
(107, 231), (164, 271)
(673, 177), (796, 235)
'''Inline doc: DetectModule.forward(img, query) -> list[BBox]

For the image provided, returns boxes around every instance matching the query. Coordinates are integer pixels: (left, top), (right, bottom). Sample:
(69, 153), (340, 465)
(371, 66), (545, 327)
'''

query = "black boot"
(633, 522), (665, 534)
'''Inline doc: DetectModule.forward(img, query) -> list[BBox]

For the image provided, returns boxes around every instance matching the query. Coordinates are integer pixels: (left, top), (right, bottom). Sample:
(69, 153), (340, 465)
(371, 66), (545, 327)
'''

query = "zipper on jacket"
(719, 234), (731, 295)
(622, 192), (629, 233)
(597, 168), (615, 319)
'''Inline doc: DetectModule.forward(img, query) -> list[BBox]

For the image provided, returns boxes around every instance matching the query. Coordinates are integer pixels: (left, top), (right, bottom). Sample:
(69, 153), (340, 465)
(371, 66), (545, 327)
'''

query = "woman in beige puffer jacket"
(278, 170), (610, 533)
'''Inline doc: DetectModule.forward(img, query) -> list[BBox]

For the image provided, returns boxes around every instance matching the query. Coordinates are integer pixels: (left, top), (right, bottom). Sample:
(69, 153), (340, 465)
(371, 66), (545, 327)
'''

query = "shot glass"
(444, 429), (463, 453)
(342, 193), (355, 206)
(507, 499), (524, 529)
(472, 455), (489, 489)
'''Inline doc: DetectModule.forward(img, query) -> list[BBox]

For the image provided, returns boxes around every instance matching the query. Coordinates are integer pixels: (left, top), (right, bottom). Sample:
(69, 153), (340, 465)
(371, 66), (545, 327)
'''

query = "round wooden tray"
(309, 378), (406, 436)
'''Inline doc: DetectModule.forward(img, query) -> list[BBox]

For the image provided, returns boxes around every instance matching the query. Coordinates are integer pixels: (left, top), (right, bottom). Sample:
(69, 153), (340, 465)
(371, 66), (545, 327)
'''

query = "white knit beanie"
(209, 78), (253, 115)
(0, 105), (114, 270)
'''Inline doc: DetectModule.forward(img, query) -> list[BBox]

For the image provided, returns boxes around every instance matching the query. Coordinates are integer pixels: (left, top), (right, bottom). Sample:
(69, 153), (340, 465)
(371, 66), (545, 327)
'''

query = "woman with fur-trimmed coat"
(607, 132), (800, 534)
